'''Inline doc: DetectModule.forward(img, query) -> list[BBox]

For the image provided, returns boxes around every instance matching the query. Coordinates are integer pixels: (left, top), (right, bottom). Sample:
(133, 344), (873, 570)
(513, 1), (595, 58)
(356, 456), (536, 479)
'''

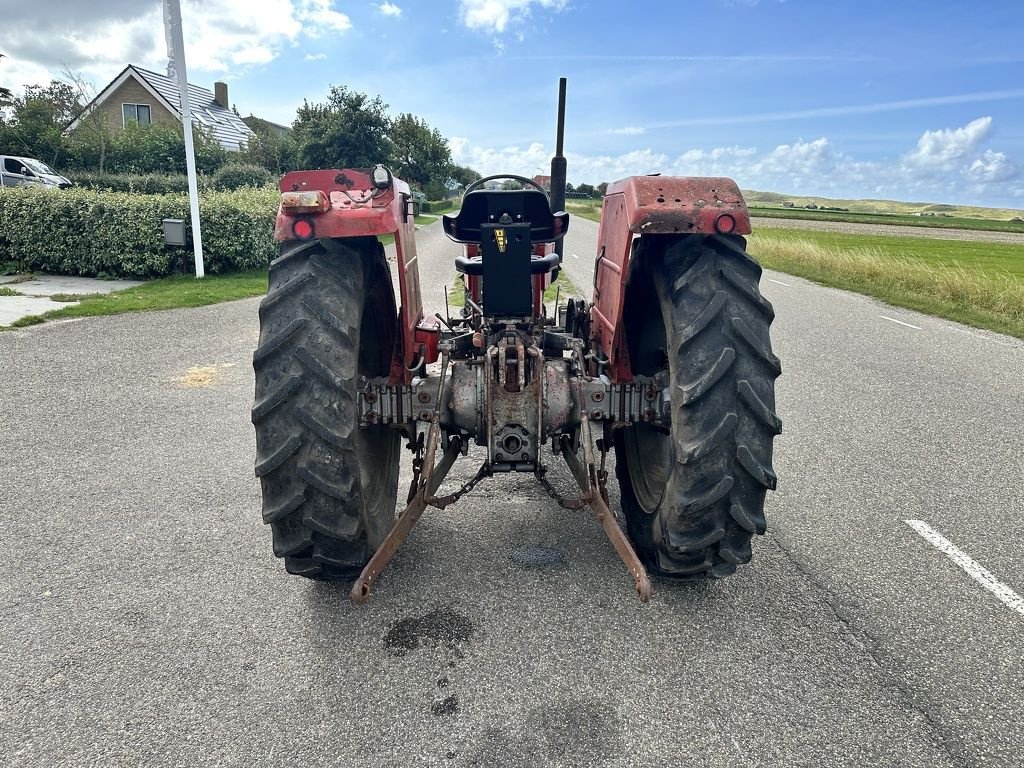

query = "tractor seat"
(442, 189), (569, 245)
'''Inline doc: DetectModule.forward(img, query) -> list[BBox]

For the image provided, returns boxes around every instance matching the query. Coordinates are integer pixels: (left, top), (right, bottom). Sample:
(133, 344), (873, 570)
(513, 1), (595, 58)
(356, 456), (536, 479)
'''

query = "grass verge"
(3, 270), (268, 330)
(749, 229), (1024, 339)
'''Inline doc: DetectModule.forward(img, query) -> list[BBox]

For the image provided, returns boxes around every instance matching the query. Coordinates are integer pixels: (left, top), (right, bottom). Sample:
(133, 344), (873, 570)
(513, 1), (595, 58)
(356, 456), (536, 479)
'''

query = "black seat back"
(443, 189), (567, 244)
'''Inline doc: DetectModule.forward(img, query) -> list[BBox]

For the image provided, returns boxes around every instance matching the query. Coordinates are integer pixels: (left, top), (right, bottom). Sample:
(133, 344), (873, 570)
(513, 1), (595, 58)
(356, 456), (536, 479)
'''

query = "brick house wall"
(95, 78), (178, 132)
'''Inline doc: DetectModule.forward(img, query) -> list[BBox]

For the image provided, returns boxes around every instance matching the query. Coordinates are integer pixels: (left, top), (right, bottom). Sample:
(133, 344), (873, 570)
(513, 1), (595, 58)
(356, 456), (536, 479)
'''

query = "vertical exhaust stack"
(550, 77), (567, 261)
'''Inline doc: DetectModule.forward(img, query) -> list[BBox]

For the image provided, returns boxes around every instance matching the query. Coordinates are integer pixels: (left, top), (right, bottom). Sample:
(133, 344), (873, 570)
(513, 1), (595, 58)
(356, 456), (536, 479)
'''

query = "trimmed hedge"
(0, 187), (278, 278)
(71, 172), (198, 195)
(212, 164), (275, 190)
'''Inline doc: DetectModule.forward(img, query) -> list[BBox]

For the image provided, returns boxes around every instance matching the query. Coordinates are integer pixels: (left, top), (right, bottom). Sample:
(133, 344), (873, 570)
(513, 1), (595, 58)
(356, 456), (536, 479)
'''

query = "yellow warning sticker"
(495, 228), (506, 253)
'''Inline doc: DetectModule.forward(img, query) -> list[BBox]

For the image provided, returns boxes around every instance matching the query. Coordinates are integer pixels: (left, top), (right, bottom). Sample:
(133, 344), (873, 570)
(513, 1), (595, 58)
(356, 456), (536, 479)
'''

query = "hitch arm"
(350, 419), (458, 604)
(566, 410), (654, 603)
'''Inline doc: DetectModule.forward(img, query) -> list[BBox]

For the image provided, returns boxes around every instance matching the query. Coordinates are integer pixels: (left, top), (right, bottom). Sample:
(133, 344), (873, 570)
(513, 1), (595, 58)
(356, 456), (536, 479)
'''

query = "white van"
(0, 156), (72, 189)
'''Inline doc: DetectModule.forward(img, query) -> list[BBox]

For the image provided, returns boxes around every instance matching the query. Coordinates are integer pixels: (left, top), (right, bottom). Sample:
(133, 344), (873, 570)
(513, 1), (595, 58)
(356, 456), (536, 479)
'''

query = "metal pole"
(164, 0), (205, 278)
(549, 77), (567, 261)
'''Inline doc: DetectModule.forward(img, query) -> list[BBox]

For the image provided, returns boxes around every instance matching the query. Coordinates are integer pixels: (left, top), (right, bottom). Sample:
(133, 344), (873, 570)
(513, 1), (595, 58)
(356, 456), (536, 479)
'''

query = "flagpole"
(164, 0), (205, 278)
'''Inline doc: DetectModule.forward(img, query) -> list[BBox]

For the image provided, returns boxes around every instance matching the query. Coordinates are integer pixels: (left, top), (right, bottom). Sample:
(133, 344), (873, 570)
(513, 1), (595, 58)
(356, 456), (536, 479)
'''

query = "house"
(67, 64), (255, 151)
(532, 174), (552, 191)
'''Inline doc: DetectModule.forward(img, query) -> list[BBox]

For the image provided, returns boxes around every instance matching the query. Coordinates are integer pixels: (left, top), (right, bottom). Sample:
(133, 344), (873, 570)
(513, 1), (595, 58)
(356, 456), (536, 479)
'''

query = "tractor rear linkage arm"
(350, 345), (662, 604)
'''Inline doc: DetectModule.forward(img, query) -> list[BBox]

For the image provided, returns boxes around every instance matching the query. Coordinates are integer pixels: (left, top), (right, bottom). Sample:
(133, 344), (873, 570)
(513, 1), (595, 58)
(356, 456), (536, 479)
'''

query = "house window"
(122, 103), (152, 127)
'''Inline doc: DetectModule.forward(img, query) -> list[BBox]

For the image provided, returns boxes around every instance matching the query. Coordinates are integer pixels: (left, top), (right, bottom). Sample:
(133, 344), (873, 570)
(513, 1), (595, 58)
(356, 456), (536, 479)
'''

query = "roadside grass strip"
(906, 520), (1024, 619)
(1, 270), (269, 329)
(749, 230), (1024, 339)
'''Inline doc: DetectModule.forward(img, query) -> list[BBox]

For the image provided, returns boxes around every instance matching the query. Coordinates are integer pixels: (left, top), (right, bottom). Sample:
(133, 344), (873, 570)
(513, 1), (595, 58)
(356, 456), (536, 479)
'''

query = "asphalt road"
(2, 218), (1022, 767)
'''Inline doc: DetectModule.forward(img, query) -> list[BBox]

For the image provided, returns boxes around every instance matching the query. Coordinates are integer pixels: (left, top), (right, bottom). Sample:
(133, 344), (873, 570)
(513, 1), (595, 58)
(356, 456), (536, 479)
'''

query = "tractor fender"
(274, 168), (429, 383)
(590, 176), (751, 382)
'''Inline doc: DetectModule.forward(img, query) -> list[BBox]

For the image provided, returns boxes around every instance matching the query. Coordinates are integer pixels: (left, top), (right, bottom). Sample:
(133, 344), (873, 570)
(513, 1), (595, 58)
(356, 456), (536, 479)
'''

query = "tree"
(450, 164), (481, 187)
(597, 181), (609, 196)
(292, 85), (391, 170)
(0, 80), (81, 166)
(62, 68), (112, 173)
(240, 116), (298, 175)
(0, 53), (11, 104)
(389, 112), (451, 189)
(577, 182), (596, 198)
(104, 121), (227, 174)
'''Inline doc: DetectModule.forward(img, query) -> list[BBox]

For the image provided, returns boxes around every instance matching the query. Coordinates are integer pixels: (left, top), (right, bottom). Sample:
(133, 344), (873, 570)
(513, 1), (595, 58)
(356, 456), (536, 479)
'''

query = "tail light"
(292, 218), (315, 240)
(715, 213), (736, 234)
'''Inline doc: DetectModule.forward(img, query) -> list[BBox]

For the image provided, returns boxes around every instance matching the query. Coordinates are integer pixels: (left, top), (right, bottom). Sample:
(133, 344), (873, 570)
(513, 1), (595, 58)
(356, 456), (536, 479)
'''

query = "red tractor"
(252, 81), (780, 602)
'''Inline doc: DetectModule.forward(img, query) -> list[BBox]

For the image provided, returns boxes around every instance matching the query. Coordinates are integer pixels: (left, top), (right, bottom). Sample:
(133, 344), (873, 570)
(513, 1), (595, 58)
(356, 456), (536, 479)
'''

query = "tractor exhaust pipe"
(550, 77), (567, 260)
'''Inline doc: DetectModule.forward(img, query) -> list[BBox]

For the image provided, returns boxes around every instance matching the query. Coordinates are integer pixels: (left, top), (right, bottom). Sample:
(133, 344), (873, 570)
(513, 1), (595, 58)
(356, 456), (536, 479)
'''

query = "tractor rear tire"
(252, 237), (401, 579)
(614, 234), (781, 578)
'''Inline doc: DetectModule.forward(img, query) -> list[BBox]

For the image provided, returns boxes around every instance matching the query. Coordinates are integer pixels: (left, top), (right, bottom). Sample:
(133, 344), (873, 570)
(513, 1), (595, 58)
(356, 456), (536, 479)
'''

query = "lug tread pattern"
(252, 239), (400, 580)
(615, 234), (781, 579)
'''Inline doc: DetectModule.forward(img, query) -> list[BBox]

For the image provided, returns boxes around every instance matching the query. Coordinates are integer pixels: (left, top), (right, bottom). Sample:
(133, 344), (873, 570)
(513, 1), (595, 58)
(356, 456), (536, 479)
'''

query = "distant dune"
(742, 190), (1023, 221)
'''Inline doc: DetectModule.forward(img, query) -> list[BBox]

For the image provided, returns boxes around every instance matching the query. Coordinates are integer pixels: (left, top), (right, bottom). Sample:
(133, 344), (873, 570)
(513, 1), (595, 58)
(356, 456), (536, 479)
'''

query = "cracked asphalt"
(1, 217), (1022, 767)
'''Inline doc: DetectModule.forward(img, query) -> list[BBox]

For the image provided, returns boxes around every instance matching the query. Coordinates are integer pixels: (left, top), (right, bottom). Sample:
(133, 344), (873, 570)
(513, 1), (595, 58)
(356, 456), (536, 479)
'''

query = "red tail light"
(715, 213), (736, 234)
(292, 219), (315, 240)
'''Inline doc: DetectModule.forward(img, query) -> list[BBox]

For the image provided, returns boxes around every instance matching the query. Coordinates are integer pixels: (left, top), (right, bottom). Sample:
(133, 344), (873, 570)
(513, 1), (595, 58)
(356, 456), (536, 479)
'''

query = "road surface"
(1, 217), (1022, 767)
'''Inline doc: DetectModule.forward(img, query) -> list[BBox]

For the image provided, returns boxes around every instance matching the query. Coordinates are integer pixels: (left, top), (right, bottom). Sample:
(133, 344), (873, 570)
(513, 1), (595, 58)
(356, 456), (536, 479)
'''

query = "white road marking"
(767, 278), (791, 287)
(571, 252), (579, 259)
(905, 519), (1024, 618)
(879, 315), (922, 330)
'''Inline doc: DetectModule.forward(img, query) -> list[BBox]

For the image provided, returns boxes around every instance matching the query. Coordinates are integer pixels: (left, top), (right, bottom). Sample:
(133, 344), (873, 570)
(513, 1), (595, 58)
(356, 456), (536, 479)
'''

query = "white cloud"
(901, 116), (992, 172)
(378, 2), (403, 17)
(966, 150), (1020, 183)
(295, 0), (352, 37)
(609, 126), (645, 135)
(449, 119), (1023, 206)
(458, 0), (568, 34)
(304, 53), (328, 61)
(0, 0), (351, 89)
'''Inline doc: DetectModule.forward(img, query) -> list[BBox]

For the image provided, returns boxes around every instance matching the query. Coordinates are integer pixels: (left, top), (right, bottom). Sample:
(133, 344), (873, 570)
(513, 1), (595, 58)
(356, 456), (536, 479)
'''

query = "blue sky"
(2, 0), (1022, 207)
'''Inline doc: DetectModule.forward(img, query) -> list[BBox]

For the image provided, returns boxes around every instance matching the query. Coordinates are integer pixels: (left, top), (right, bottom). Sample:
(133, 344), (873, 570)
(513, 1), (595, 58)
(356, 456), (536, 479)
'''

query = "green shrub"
(422, 199), (454, 214)
(0, 186), (278, 279)
(70, 172), (198, 194)
(213, 163), (275, 191)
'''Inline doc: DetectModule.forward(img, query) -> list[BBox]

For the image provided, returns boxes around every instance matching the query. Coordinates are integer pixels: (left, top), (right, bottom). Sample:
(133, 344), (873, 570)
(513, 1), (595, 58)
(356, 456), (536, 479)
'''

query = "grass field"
(748, 206), (1024, 233)
(749, 228), (1024, 338)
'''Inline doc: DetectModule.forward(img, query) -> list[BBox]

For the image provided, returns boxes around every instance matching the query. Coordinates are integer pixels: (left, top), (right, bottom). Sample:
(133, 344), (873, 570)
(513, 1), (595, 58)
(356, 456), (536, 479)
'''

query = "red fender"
(590, 176), (750, 381)
(275, 169), (435, 383)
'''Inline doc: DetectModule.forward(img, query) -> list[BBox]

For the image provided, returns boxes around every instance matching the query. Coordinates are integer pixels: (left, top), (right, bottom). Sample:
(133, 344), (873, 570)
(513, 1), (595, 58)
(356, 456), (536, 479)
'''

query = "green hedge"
(212, 164), (275, 190)
(71, 172), (197, 194)
(421, 199), (455, 214)
(0, 187), (278, 278)
(70, 169), (278, 194)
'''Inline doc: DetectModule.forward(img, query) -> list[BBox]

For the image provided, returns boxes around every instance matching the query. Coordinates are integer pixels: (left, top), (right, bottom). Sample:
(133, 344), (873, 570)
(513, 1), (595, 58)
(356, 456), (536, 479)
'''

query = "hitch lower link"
(350, 350), (658, 604)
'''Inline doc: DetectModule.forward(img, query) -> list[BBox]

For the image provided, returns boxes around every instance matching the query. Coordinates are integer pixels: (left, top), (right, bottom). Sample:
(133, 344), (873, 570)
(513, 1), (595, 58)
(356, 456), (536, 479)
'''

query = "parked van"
(0, 156), (72, 189)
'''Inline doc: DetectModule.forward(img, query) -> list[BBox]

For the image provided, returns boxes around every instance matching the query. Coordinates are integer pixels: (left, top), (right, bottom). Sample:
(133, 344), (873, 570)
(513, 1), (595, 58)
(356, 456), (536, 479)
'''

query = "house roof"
(68, 64), (255, 151)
